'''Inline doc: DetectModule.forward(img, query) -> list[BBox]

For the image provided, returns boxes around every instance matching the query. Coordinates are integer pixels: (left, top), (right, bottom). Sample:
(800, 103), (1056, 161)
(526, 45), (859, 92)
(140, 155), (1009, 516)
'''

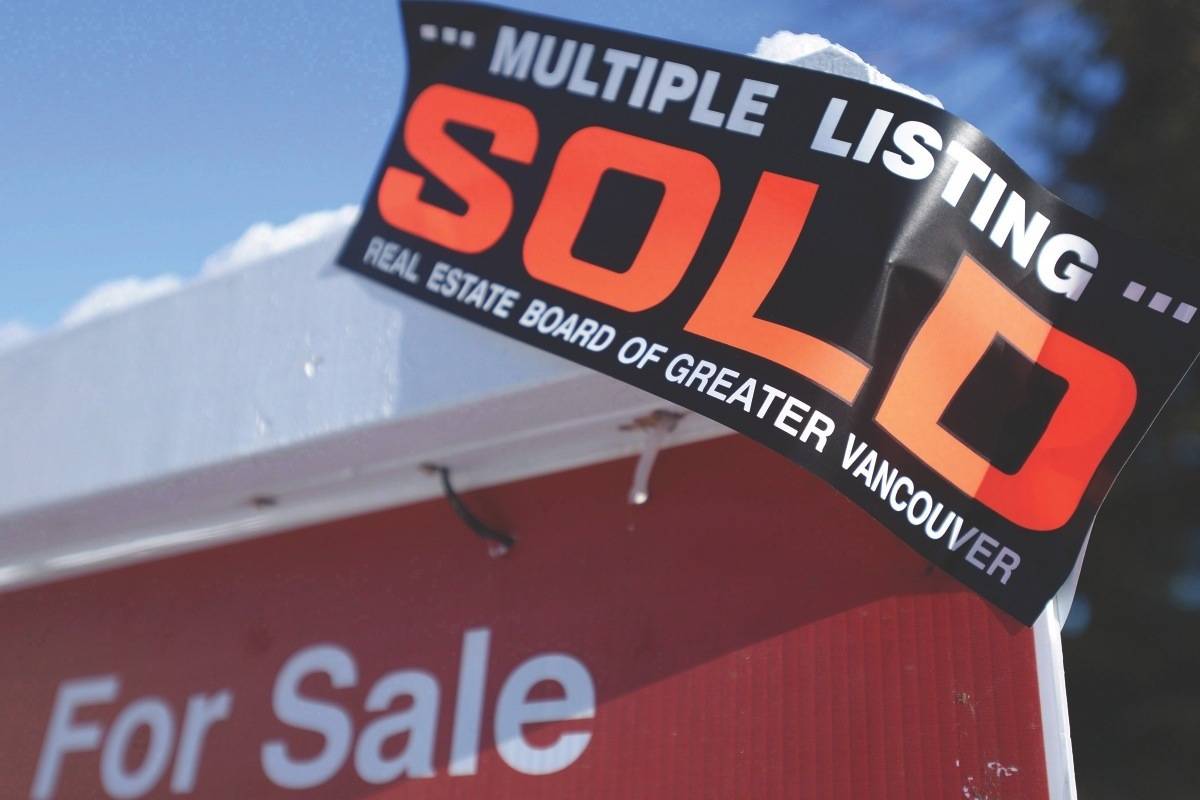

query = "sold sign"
(339, 0), (1200, 623)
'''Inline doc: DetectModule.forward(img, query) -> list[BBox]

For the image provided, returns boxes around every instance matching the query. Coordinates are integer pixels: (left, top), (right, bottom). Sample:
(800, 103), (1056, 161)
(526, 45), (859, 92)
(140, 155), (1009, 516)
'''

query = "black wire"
(430, 466), (515, 552)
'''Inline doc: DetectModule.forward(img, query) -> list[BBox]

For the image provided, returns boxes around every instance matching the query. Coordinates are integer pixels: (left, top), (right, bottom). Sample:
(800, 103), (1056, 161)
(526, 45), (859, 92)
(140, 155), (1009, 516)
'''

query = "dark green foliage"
(1040, 3), (1200, 797)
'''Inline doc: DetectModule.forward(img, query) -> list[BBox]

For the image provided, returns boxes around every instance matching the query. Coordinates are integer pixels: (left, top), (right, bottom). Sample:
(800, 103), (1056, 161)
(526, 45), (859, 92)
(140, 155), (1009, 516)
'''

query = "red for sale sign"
(2, 437), (1053, 799)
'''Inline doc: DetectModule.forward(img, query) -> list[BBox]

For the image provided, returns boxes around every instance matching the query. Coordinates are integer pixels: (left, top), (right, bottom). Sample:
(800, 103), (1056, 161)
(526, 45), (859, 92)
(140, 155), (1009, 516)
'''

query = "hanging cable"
(421, 464), (514, 556)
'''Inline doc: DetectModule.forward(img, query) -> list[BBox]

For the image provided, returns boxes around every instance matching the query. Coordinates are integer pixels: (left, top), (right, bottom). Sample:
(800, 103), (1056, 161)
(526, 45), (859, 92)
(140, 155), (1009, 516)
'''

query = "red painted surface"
(0, 435), (1048, 799)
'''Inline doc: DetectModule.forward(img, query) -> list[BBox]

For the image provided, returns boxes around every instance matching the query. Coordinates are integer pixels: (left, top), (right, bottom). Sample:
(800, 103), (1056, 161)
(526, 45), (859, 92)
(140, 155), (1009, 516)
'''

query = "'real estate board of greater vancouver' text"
(339, 0), (1200, 624)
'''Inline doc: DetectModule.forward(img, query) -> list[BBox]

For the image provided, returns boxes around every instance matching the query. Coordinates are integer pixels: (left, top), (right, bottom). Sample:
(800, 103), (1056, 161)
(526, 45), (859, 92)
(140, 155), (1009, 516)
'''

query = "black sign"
(338, 0), (1200, 624)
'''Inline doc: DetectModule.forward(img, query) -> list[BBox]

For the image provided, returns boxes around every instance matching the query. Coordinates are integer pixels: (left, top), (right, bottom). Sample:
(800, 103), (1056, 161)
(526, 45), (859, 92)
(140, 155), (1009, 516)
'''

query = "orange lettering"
(685, 172), (870, 403)
(377, 84), (538, 254)
(876, 254), (1136, 530)
(523, 126), (720, 312)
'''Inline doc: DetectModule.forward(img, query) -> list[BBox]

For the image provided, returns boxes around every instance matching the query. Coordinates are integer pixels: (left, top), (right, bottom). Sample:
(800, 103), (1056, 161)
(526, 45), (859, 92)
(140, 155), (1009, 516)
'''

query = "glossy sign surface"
(339, 1), (1200, 621)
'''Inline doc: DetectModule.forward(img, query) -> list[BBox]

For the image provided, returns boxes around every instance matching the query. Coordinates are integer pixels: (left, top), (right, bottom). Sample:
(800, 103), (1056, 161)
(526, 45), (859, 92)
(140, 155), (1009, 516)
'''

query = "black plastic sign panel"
(339, 0), (1200, 623)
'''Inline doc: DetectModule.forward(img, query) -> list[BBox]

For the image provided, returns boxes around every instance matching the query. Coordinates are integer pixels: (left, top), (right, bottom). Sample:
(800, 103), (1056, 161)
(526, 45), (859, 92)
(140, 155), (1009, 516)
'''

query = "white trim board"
(0, 367), (729, 591)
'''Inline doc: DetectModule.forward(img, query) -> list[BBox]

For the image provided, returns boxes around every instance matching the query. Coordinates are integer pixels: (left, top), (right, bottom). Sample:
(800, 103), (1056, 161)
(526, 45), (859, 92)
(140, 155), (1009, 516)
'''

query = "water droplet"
(254, 410), (272, 437)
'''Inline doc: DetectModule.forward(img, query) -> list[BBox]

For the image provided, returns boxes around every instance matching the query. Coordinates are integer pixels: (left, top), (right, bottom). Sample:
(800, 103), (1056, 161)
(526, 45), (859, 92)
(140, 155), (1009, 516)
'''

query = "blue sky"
(0, 0), (1105, 339)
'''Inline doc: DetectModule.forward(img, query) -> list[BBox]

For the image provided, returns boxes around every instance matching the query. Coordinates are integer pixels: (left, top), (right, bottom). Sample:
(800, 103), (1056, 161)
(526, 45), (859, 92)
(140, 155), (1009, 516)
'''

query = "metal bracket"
(620, 410), (684, 505)
(420, 464), (514, 557)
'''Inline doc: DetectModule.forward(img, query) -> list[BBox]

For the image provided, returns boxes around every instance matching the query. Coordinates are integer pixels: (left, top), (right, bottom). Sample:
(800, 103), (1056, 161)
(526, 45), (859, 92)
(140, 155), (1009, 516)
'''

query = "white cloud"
(0, 321), (35, 352)
(0, 205), (360, 347)
(201, 204), (359, 277)
(60, 274), (185, 328)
